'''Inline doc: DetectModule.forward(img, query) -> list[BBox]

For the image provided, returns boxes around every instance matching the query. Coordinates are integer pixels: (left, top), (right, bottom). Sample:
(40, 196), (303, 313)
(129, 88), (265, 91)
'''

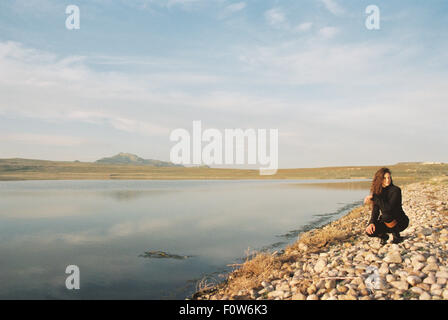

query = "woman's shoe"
(392, 235), (404, 244)
(379, 234), (389, 245)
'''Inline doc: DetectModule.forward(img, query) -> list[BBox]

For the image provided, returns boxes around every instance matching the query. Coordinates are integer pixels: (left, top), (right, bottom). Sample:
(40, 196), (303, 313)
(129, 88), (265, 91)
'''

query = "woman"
(364, 168), (409, 245)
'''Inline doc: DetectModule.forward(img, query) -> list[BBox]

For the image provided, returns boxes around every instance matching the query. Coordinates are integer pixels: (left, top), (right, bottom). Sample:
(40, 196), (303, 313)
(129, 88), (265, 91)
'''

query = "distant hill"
(95, 153), (184, 167)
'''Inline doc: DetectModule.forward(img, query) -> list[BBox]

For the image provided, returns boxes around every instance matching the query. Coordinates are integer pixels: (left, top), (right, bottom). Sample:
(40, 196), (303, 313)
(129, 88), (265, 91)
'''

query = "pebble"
(314, 259), (327, 273)
(407, 275), (422, 286)
(419, 292), (431, 300)
(443, 290), (448, 300)
(291, 293), (306, 300)
(379, 263), (389, 275)
(384, 252), (402, 264)
(436, 271), (448, 278)
(391, 281), (409, 291)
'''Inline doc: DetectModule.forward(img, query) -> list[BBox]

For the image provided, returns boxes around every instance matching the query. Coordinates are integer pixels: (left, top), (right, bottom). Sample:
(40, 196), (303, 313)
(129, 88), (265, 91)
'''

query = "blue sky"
(0, 0), (447, 168)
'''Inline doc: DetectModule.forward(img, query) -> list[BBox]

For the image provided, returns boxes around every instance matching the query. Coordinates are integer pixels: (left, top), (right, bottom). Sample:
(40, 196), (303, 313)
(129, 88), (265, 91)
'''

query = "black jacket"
(369, 184), (407, 224)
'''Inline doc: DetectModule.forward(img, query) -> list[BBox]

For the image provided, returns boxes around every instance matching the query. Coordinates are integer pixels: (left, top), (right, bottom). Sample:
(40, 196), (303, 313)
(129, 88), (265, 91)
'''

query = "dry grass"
(286, 206), (367, 253)
(222, 249), (282, 293)
(216, 205), (370, 296)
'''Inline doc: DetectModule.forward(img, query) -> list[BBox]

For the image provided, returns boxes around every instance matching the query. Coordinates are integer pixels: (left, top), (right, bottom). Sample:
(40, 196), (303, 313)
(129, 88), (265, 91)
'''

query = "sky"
(0, 0), (447, 168)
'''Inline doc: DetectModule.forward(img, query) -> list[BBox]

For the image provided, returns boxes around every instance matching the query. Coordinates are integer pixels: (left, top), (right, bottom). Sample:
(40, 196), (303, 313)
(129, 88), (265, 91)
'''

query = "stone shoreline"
(193, 177), (448, 300)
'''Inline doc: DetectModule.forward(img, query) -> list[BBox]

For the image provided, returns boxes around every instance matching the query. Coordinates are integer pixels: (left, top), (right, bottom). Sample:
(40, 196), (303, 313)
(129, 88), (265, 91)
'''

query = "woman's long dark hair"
(370, 167), (393, 195)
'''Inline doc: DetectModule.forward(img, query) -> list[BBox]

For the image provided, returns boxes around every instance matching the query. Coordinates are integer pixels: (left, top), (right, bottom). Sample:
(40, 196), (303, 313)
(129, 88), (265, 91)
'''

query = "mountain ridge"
(95, 152), (183, 167)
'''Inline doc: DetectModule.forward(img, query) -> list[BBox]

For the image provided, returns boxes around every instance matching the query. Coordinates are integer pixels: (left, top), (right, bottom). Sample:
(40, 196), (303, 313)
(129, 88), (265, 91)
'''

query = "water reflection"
(0, 179), (369, 299)
(138, 250), (195, 260)
(102, 190), (173, 201)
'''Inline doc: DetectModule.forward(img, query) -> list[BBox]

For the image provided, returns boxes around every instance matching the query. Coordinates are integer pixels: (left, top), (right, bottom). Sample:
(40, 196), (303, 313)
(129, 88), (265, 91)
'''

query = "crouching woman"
(364, 168), (409, 245)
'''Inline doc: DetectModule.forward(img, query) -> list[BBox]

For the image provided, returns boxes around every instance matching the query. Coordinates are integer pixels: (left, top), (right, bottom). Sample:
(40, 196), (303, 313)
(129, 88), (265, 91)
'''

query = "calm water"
(0, 179), (369, 299)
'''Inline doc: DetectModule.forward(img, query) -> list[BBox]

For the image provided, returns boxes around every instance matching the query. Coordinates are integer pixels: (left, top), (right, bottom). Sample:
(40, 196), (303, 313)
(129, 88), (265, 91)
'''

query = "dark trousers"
(366, 215), (409, 238)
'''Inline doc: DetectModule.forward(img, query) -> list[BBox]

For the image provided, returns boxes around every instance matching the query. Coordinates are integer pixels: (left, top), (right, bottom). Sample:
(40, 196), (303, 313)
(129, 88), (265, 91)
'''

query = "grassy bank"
(0, 158), (446, 181)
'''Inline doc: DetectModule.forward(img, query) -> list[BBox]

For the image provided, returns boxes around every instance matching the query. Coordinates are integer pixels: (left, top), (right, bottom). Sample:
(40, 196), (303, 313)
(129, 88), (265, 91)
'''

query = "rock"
(316, 279), (326, 290)
(267, 290), (284, 299)
(337, 285), (348, 293)
(427, 256), (438, 264)
(420, 228), (432, 236)
(306, 294), (319, 300)
(386, 275), (395, 283)
(261, 281), (270, 288)
(391, 281), (409, 291)
(419, 291), (431, 300)
(359, 288), (369, 296)
(411, 254), (426, 262)
(422, 264), (439, 273)
(365, 253), (378, 262)
(436, 271), (448, 278)
(411, 287), (423, 295)
(290, 279), (300, 286)
(430, 284), (442, 292)
(384, 251), (402, 264)
(291, 292), (306, 300)
(307, 284), (317, 295)
(406, 276), (422, 286)
(314, 259), (327, 273)
(276, 282), (290, 292)
(396, 270), (409, 280)
(325, 279), (336, 289)
(379, 263), (389, 275)
(431, 289), (442, 297)
(417, 283), (431, 291)
(413, 262), (425, 271)
(316, 288), (327, 297)
(258, 285), (274, 295)
(321, 293), (330, 300)
(423, 276), (436, 285)
(443, 290), (448, 300)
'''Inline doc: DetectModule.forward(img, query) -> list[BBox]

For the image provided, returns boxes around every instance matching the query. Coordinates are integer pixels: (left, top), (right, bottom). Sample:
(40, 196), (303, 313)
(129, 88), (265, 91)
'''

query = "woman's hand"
(364, 194), (373, 205)
(365, 223), (375, 235)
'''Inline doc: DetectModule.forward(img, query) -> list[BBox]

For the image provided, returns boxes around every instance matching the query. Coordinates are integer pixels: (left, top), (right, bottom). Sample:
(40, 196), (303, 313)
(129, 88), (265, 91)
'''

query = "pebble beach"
(194, 177), (448, 300)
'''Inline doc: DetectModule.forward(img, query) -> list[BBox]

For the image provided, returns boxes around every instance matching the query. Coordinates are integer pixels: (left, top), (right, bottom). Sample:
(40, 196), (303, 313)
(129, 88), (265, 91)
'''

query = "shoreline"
(1, 160), (447, 182)
(192, 176), (448, 300)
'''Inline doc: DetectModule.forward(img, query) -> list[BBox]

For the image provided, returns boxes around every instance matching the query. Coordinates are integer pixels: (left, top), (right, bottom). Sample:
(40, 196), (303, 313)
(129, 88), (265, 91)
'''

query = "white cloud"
(0, 133), (86, 147)
(294, 22), (313, 32)
(320, 0), (345, 16)
(0, 40), (288, 141)
(318, 26), (339, 38)
(133, 0), (204, 10)
(264, 8), (286, 27)
(226, 2), (246, 12)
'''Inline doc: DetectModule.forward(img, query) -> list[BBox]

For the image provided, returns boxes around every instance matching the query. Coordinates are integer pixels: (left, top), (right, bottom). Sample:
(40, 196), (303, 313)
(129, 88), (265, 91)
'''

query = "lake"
(0, 179), (369, 299)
